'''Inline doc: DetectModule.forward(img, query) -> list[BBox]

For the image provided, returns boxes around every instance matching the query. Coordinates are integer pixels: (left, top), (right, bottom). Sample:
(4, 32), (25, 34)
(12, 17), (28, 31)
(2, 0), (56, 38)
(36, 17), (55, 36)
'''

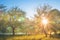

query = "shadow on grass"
(0, 35), (42, 40)
(0, 35), (14, 40)
(50, 34), (60, 39)
(0, 35), (25, 40)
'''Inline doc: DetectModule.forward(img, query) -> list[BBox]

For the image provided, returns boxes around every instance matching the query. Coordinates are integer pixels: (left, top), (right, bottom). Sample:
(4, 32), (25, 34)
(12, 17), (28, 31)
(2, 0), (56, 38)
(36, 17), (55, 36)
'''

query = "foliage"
(34, 5), (60, 35)
(0, 4), (60, 36)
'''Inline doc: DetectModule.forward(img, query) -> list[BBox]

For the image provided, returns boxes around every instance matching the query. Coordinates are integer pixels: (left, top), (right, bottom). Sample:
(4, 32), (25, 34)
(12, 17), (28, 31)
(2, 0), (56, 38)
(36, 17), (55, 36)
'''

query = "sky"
(0, 0), (60, 18)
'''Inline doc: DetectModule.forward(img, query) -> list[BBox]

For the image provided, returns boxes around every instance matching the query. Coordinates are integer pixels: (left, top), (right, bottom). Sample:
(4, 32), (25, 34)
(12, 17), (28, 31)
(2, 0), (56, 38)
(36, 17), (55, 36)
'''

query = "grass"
(0, 34), (60, 40)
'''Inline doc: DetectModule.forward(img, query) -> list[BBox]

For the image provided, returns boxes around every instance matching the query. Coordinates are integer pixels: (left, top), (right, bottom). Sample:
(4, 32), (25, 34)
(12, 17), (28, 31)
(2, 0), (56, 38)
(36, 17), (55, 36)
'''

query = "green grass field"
(0, 34), (60, 40)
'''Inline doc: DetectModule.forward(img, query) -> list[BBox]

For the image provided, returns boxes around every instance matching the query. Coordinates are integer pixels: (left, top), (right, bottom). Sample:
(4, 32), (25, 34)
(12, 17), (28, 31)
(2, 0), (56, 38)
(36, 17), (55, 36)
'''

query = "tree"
(0, 4), (7, 33)
(23, 18), (35, 34)
(34, 4), (60, 37)
(34, 5), (52, 36)
(0, 4), (6, 14)
(48, 9), (60, 34)
(0, 20), (7, 33)
(7, 7), (26, 35)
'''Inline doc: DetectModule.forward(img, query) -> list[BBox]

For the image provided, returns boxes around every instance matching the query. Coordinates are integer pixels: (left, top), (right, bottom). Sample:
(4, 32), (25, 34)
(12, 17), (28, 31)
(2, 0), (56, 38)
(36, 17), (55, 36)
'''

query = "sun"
(42, 17), (48, 25)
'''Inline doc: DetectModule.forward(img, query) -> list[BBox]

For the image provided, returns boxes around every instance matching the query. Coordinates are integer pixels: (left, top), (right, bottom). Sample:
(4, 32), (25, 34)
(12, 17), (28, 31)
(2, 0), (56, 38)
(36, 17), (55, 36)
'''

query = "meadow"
(0, 34), (60, 40)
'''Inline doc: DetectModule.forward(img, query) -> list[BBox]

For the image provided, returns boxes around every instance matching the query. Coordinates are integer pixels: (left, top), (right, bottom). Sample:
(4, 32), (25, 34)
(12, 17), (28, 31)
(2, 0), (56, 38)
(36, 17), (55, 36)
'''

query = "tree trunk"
(12, 26), (15, 35)
(43, 27), (47, 37)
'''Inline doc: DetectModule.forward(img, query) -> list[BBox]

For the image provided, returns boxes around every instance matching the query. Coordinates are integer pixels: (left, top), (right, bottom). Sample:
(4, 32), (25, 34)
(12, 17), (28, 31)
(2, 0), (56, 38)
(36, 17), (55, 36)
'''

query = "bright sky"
(0, 0), (60, 18)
